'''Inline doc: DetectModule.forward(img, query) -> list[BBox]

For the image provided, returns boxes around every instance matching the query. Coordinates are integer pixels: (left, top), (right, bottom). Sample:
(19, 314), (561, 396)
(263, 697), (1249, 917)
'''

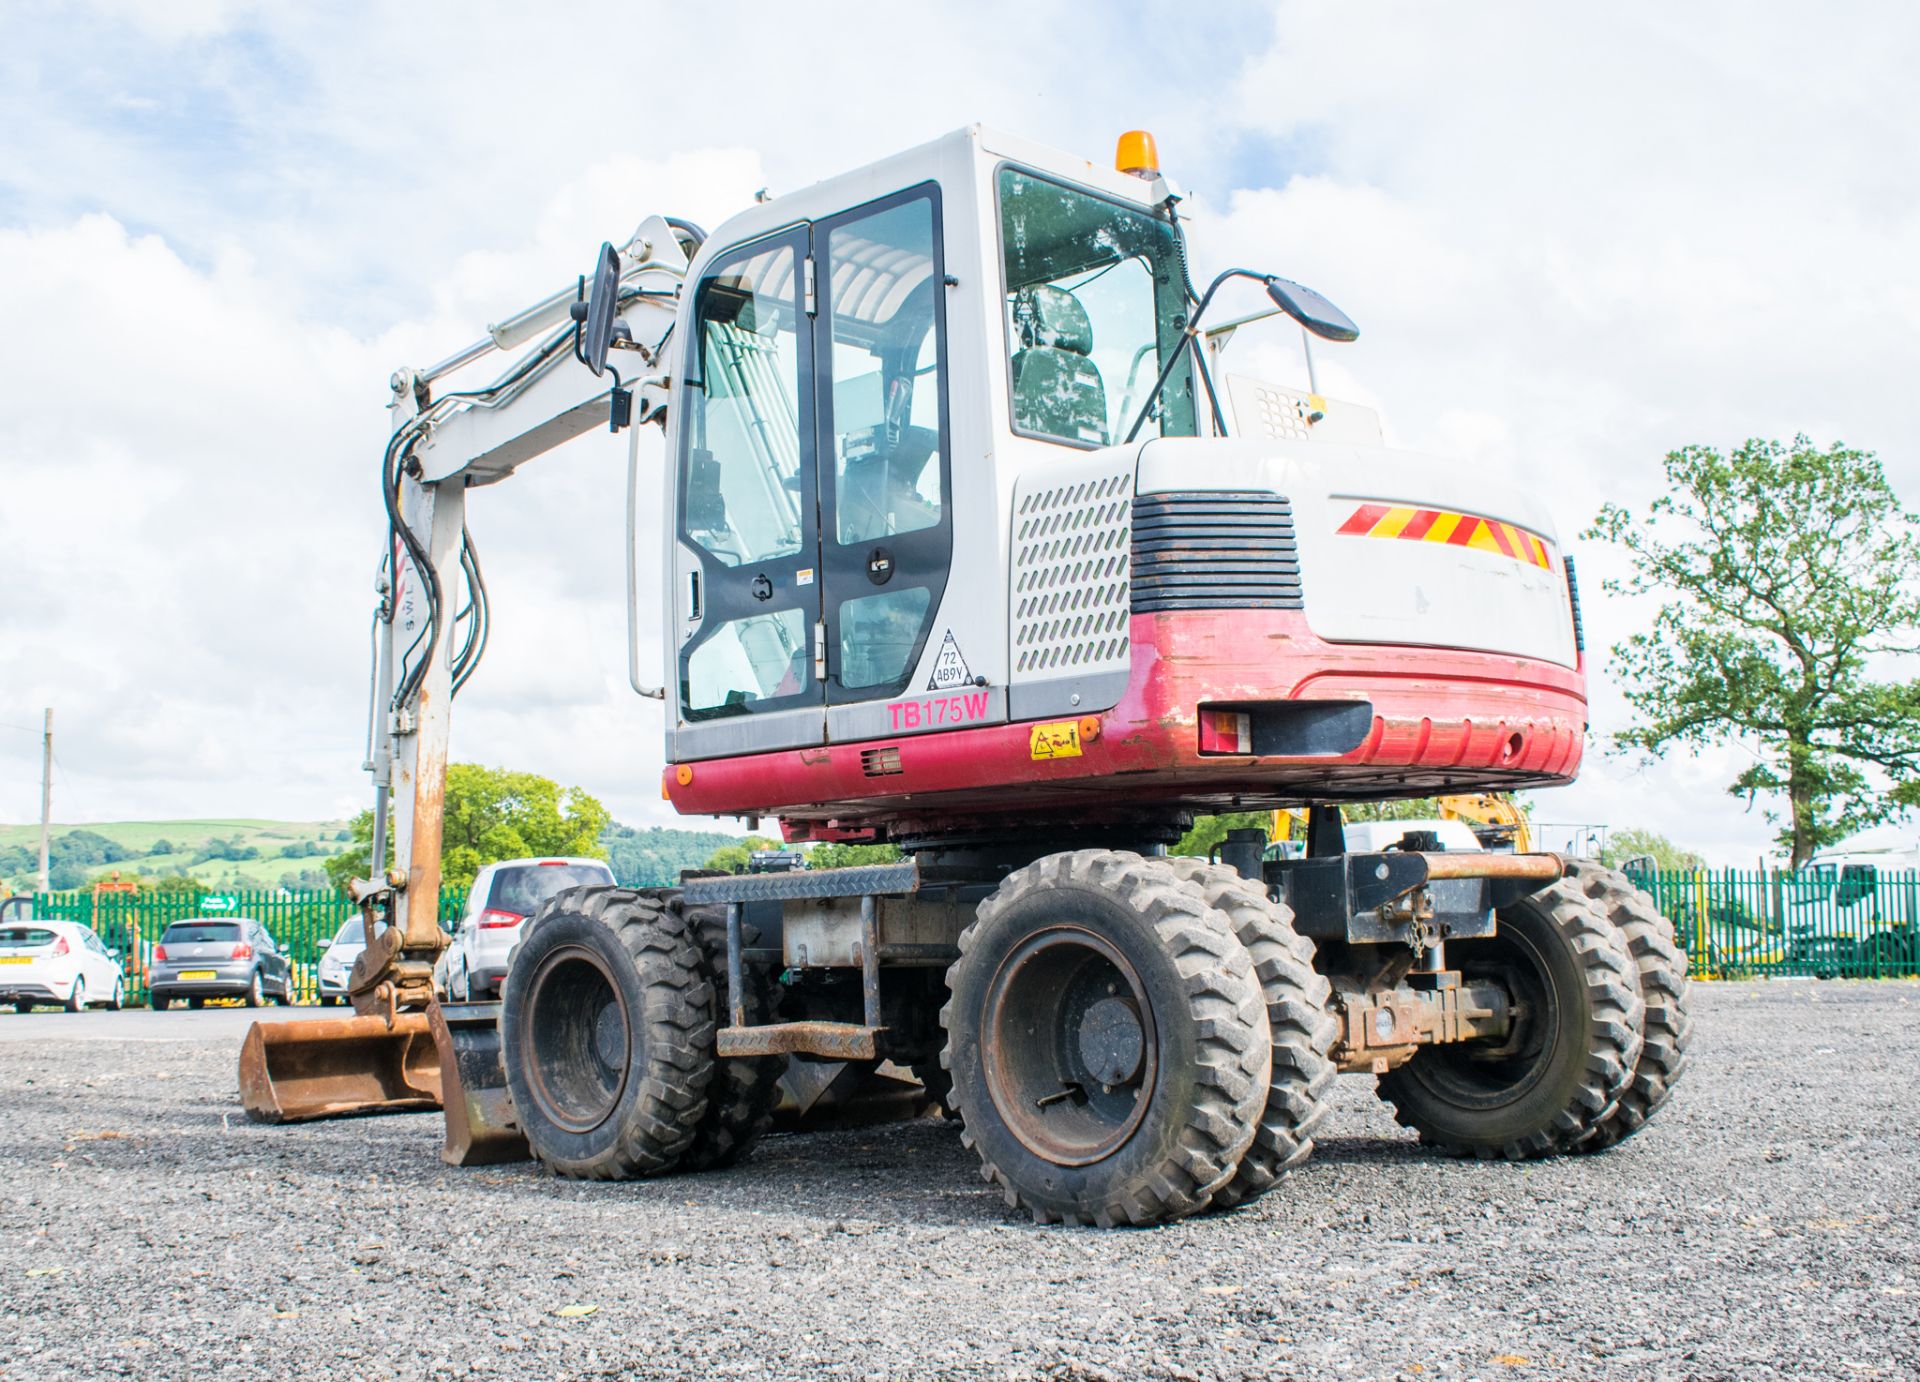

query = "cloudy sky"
(2, 1), (1915, 863)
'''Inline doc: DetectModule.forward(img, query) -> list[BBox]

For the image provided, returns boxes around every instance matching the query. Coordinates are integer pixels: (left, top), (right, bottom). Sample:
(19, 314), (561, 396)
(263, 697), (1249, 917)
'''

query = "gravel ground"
(1, 981), (1916, 1381)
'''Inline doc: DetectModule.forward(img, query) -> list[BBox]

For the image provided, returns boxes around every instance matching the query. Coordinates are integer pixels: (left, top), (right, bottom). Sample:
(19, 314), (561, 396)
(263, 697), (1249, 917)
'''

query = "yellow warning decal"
(1029, 720), (1084, 760)
(1335, 501), (1553, 569)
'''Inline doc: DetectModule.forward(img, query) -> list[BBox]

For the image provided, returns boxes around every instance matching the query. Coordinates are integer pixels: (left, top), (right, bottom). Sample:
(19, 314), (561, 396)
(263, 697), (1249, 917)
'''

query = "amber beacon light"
(1115, 129), (1160, 179)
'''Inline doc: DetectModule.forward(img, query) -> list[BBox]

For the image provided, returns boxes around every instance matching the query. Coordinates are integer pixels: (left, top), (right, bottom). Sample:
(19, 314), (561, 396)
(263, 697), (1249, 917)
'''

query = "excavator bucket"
(238, 1013), (442, 1124)
(427, 1001), (529, 1165)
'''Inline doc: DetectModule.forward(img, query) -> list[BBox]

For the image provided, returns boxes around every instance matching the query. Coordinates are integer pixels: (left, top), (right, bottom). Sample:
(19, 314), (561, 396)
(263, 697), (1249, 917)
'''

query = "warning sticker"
(1029, 720), (1084, 760)
(926, 630), (973, 691)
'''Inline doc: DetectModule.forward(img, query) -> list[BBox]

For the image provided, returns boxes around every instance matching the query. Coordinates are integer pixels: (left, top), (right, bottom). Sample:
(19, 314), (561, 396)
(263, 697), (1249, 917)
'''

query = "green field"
(0, 819), (354, 892)
(0, 818), (748, 893)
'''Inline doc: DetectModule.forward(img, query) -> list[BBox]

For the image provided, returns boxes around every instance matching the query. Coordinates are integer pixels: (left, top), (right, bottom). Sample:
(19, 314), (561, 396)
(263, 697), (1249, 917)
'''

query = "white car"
(437, 857), (617, 1001)
(0, 912), (127, 1013)
(315, 914), (392, 1006)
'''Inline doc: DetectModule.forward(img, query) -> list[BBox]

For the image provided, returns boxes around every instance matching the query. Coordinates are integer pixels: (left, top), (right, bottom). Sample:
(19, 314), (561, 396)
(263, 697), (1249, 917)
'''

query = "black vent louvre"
(1131, 491), (1303, 613)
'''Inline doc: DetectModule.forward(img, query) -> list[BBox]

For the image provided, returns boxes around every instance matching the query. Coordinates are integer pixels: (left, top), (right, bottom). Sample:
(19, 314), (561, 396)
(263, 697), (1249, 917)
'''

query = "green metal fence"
(27, 887), (468, 1006)
(1624, 866), (1920, 980)
(25, 866), (1920, 1005)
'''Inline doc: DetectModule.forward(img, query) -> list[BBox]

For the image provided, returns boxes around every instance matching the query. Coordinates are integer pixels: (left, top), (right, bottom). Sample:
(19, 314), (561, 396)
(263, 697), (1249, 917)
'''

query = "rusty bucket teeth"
(237, 1013), (442, 1124)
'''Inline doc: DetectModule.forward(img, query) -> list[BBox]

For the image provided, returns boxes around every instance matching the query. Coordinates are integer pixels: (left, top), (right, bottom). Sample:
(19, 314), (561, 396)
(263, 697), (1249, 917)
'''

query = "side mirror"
(569, 242), (623, 377)
(1265, 276), (1359, 343)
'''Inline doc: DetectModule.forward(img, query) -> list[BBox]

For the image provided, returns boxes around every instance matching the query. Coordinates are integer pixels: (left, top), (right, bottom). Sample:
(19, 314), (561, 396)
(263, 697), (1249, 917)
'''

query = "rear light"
(51, 935), (69, 957)
(1197, 708), (1254, 755)
(479, 909), (526, 929)
(155, 944), (169, 962)
(538, 860), (568, 867)
(232, 943), (253, 960)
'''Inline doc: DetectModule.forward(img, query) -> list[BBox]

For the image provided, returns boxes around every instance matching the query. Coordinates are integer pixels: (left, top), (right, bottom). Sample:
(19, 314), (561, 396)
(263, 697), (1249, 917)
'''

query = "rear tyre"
(65, 978), (85, 1014)
(1561, 861), (1694, 1151)
(107, 977), (123, 1011)
(1163, 859), (1337, 1210)
(151, 994), (171, 1012)
(188, 997), (205, 1010)
(1378, 879), (1644, 1159)
(13, 1001), (33, 1014)
(244, 971), (264, 1008)
(675, 901), (786, 1172)
(941, 850), (1271, 1227)
(503, 887), (714, 1179)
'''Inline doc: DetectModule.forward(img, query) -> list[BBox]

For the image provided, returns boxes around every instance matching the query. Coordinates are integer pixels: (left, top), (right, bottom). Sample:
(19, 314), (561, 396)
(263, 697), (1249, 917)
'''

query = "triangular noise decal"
(926, 630), (973, 690)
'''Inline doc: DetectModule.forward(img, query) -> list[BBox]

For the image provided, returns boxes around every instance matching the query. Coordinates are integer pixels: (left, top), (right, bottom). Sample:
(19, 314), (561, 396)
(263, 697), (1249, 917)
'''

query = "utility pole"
(37, 707), (52, 894)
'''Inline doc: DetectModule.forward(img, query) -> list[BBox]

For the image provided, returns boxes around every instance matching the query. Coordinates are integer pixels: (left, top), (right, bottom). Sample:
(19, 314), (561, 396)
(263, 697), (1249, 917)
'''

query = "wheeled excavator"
(240, 127), (1692, 1225)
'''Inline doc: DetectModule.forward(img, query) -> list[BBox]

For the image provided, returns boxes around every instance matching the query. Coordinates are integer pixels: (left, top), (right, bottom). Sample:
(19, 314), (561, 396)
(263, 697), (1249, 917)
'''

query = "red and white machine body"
(643, 127), (1584, 837)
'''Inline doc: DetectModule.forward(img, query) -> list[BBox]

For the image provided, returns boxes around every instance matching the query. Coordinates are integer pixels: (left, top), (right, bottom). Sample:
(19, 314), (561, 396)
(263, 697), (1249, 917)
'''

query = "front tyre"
(1378, 879), (1644, 1159)
(942, 850), (1271, 1227)
(502, 888), (714, 1179)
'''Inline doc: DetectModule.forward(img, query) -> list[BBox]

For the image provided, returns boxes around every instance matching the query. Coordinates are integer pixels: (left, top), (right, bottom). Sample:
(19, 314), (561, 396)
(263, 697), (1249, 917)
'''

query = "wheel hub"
(1077, 996), (1145, 1086)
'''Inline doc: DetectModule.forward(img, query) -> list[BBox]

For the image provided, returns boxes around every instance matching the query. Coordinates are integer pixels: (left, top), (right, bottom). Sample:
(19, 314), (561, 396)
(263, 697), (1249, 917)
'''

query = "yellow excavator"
(1271, 794), (1534, 853)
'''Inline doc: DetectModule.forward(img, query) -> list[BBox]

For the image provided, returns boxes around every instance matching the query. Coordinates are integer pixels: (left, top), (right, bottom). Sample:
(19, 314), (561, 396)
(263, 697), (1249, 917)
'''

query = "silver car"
(149, 917), (293, 1010)
(316, 915), (389, 1005)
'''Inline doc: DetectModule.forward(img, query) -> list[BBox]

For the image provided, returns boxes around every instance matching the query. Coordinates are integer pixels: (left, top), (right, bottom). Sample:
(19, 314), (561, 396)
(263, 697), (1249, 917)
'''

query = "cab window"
(683, 239), (809, 569)
(997, 166), (1196, 447)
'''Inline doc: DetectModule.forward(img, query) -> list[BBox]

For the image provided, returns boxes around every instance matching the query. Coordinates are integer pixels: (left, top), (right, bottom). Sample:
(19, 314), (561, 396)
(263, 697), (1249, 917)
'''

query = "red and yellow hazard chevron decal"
(1335, 501), (1554, 569)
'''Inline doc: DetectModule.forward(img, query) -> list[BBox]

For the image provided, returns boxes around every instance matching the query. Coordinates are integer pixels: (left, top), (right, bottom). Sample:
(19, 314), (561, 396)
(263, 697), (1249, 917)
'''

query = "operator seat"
(1010, 286), (1108, 445)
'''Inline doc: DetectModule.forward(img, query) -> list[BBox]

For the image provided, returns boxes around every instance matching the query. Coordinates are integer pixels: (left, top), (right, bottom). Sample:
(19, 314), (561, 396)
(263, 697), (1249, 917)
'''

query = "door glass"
(820, 191), (951, 702)
(686, 608), (810, 716)
(684, 241), (809, 567)
(837, 587), (932, 690)
(823, 199), (946, 546)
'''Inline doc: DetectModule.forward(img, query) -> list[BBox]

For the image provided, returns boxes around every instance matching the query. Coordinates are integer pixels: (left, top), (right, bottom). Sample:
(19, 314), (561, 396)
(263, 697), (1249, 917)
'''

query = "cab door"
(813, 185), (954, 739)
(670, 189), (954, 761)
(672, 227), (826, 759)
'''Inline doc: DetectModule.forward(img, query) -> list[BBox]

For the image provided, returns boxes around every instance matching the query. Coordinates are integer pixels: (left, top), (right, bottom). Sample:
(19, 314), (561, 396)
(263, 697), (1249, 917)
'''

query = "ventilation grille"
(1131, 492), (1304, 613)
(860, 746), (903, 777)
(1011, 470), (1133, 676)
(1239, 382), (1314, 442)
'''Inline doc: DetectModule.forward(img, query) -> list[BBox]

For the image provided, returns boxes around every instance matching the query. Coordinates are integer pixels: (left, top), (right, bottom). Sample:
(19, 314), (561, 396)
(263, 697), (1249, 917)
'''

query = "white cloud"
(1, 1), (1915, 865)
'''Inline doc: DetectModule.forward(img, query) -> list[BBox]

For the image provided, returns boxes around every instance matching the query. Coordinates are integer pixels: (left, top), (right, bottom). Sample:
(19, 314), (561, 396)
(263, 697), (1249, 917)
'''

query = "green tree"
(325, 764), (611, 891)
(701, 836), (782, 875)
(1599, 827), (1704, 872)
(1587, 437), (1920, 866)
(807, 841), (903, 869)
(1173, 812), (1271, 858)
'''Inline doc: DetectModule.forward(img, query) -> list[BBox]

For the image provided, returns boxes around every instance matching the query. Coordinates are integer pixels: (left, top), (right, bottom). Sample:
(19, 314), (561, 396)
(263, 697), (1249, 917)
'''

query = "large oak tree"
(1587, 437), (1920, 866)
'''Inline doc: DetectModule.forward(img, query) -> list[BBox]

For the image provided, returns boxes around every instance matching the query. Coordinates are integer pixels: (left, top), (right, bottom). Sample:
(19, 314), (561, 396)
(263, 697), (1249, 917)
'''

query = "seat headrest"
(1013, 286), (1093, 356)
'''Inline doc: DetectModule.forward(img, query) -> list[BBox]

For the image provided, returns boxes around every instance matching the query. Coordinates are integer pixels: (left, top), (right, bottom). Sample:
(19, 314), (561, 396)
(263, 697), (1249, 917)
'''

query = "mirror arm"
(1123, 268), (1269, 444)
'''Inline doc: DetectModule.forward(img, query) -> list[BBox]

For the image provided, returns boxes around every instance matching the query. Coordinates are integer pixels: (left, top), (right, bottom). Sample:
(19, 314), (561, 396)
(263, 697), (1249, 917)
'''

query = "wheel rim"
(519, 943), (632, 1135)
(981, 925), (1157, 1166)
(1413, 920), (1561, 1110)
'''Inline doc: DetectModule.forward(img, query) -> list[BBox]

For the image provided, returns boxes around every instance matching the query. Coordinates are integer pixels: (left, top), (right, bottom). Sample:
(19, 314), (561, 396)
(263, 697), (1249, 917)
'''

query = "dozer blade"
(427, 1001), (530, 1166)
(238, 1013), (442, 1124)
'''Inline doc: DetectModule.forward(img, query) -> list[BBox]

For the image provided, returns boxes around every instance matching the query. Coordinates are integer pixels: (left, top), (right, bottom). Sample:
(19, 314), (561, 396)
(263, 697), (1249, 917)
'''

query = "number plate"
(0, 956), (31, 965)
(179, 969), (218, 981)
